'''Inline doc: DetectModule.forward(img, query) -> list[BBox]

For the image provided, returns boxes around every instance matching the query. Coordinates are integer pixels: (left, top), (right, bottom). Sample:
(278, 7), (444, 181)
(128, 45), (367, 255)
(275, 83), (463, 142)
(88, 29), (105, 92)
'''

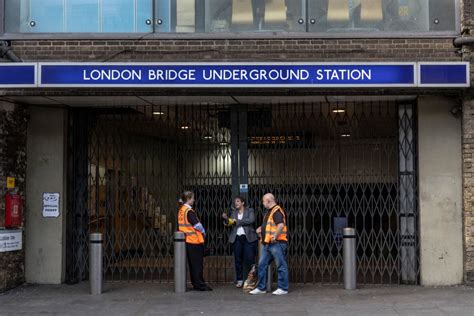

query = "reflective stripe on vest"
(264, 205), (288, 244)
(177, 205), (204, 244)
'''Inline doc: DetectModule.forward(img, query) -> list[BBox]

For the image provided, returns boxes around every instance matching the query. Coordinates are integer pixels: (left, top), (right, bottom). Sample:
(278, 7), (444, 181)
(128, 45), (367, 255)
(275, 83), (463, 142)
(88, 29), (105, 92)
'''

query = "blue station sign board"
(418, 63), (470, 87)
(0, 63), (36, 87)
(0, 62), (469, 88)
(39, 63), (417, 88)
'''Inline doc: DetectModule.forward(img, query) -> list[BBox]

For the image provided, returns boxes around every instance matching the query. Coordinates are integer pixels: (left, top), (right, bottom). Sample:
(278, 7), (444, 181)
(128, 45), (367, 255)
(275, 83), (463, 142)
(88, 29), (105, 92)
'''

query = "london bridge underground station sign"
(0, 62), (469, 88)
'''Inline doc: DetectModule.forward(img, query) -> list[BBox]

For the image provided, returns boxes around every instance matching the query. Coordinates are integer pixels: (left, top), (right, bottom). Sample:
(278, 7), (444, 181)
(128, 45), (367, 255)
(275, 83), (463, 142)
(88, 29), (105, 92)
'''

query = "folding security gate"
(66, 101), (419, 284)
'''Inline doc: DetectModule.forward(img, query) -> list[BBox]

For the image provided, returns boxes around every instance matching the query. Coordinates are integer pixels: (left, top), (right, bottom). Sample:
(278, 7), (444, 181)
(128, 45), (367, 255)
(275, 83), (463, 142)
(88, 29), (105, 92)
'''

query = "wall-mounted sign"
(0, 229), (22, 252)
(0, 62), (469, 88)
(250, 135), (304, 147)
(6, 177), (15, 189)
(42, 193), (60, 218)
(239, 184), (249, 193)
(418, 62), (470, 87)
(0, 63), (36, 87)
(39, 62), (417, 88)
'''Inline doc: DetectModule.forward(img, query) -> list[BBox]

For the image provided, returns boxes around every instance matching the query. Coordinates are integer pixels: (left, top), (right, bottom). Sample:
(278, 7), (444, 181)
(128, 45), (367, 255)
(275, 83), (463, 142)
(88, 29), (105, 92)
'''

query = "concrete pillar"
(25, 107), (67, 284)
(418, 96), (463, 286)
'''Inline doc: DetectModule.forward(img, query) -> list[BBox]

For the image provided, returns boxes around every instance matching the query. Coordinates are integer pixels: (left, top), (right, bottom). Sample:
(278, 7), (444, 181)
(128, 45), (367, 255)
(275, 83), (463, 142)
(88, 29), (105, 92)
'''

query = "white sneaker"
(249, 288), (267, 295)
(272, 288), (288, 295)
(236, 280), (244, 288)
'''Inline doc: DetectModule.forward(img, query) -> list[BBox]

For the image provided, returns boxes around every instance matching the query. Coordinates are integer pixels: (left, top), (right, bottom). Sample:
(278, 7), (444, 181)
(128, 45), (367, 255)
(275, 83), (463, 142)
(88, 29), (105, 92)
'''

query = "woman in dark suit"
(222, 196), (258, 287)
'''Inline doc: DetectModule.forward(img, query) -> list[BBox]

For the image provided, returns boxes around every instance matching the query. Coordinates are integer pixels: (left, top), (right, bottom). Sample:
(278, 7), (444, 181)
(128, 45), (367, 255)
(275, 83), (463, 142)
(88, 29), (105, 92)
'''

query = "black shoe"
(194, 286), (212, 291)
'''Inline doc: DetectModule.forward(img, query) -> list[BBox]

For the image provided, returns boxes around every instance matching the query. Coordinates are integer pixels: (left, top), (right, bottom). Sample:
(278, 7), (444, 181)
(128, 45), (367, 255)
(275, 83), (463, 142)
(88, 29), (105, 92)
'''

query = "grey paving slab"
(1, 283), (474, 316)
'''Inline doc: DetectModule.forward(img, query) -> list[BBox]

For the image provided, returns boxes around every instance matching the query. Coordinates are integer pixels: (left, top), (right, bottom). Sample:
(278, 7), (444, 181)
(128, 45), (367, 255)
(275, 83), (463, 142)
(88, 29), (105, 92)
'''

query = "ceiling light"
(332, 109), (346, 113)
(181, 125), (190, 130)
(203, 134), (213, 140)
(341, 133), (351, 138)
(153, 111), (164, 115)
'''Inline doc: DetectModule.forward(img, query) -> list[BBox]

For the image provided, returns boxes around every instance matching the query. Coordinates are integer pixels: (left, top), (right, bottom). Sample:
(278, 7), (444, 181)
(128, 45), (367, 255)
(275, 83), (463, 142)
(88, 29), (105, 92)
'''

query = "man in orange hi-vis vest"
(177, 191), (212, 291)
(250, 193), (289, 295)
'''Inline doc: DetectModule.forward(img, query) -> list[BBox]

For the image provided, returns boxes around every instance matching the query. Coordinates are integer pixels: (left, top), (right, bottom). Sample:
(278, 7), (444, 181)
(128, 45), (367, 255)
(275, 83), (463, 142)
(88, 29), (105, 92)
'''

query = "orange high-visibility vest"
(177, 205), (205, 244)
(264, 205), (288, 244)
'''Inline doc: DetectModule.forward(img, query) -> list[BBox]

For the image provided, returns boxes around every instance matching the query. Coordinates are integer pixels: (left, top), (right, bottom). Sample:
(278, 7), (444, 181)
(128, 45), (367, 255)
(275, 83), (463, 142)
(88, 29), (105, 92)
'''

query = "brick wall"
(10, 38), (460, 63)
(0, 102), (28, 293)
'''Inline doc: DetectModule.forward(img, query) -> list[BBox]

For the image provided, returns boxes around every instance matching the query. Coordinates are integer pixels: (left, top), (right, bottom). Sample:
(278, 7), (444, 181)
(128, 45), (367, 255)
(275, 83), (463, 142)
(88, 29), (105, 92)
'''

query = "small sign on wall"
(240, 184), (249, 193)
(0, 230), (22, 252)
(7, 177), (15, 189)
(42, 193), (60, 218)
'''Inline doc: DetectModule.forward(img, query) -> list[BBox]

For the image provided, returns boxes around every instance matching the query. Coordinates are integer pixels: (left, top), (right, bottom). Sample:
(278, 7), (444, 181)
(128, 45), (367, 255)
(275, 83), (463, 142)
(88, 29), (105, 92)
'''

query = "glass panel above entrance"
(5, 0), (154, 33)
(308, 0), (457, 33)
(4, 0), (458, 35)
(205, 0), (306, 33)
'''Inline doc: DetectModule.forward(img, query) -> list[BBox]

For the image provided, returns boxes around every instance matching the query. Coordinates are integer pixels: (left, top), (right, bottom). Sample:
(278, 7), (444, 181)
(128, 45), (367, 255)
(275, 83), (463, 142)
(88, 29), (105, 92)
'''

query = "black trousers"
(233, 235), (258, 281)
(186, 243), (206, 290)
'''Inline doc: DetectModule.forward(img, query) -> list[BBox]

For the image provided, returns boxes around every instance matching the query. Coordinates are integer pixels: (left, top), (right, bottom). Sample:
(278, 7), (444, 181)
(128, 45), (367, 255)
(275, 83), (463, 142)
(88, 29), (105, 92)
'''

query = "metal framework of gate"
(66, 101), (419, 285)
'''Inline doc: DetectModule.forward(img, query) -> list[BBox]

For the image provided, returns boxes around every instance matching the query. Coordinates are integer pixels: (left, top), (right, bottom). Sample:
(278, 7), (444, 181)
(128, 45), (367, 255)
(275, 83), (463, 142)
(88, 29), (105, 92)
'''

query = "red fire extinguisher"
(5, 192), (22, 228)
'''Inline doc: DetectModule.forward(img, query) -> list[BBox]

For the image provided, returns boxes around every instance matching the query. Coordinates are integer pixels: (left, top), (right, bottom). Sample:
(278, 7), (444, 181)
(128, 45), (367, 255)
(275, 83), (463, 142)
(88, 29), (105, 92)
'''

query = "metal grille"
(246, 102), (419, 284)
(66, 101), (419, 284)
(176, 104), (234, 283)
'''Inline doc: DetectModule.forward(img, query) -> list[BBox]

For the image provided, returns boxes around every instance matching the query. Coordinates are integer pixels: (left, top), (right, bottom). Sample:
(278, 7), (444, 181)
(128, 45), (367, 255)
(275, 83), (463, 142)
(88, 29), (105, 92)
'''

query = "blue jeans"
(233, 236), (258, 281)
(257, 243), (289, 291)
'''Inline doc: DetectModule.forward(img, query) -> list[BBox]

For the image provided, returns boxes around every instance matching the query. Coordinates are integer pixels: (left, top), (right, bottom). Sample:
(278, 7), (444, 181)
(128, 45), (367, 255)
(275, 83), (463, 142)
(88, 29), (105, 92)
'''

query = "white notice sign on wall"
(0, 230), (22, 252)
(42, 193), (60, 218)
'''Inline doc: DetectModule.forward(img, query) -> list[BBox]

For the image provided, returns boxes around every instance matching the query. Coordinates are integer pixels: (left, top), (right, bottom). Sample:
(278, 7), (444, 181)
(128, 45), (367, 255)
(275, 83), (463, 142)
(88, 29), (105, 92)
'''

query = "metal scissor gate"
(66, 101), (418, 284)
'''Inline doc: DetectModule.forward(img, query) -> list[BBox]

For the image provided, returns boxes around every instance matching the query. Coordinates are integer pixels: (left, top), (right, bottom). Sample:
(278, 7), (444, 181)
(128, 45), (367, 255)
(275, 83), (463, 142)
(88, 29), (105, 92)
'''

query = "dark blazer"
(227, 207), (258, 243)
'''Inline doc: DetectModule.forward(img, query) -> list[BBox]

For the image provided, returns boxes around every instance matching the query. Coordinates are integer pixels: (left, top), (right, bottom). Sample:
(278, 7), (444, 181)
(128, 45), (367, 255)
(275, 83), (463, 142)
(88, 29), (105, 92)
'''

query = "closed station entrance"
(66, 97), (418, 285)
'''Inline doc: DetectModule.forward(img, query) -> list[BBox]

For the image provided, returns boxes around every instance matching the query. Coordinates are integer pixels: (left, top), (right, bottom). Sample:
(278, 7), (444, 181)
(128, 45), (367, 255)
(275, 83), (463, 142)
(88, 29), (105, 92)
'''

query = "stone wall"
(461, 0), (474, 285)
(0, 102), (28, 292)
(463, 98), (474, 284)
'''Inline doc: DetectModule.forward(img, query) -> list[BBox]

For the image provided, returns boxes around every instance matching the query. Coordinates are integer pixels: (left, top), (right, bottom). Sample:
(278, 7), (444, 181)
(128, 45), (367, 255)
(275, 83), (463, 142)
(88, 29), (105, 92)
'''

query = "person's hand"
(222, 213), (228, 220)
(256, 226), (261, 234)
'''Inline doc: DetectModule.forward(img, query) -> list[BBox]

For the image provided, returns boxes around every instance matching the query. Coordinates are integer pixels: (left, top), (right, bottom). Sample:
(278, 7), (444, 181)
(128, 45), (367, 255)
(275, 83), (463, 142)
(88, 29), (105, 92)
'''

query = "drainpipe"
(453, 37), (474, 48)
(0, 40), (22, 62)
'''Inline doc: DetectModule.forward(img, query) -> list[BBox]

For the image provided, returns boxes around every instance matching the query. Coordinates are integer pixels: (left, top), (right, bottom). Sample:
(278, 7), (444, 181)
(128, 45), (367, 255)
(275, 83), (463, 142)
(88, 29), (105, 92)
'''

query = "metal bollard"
(174, 231), (186, 293)
(343, 228), (357, 290)
(258, 241), (272, 291)
(89, 233), (103, 295)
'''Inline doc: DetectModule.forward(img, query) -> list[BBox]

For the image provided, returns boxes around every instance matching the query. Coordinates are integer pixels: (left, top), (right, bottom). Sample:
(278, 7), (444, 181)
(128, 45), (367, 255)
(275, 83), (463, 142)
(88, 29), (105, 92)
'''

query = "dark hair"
(234, 196), (246, 206)
(179, 191), (194, 204)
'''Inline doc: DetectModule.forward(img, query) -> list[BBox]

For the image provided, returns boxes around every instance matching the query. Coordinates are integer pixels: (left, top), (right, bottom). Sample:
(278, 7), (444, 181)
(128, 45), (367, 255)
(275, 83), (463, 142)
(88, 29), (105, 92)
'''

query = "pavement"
(1, 282), (474, 315)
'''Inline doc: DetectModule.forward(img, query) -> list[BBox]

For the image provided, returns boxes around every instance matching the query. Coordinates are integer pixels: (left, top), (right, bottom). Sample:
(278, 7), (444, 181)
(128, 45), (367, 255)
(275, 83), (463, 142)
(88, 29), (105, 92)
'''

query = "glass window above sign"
(5, 0), (154, 33)
(4, 0), (458, 35)
(308, 0), (457, 33)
